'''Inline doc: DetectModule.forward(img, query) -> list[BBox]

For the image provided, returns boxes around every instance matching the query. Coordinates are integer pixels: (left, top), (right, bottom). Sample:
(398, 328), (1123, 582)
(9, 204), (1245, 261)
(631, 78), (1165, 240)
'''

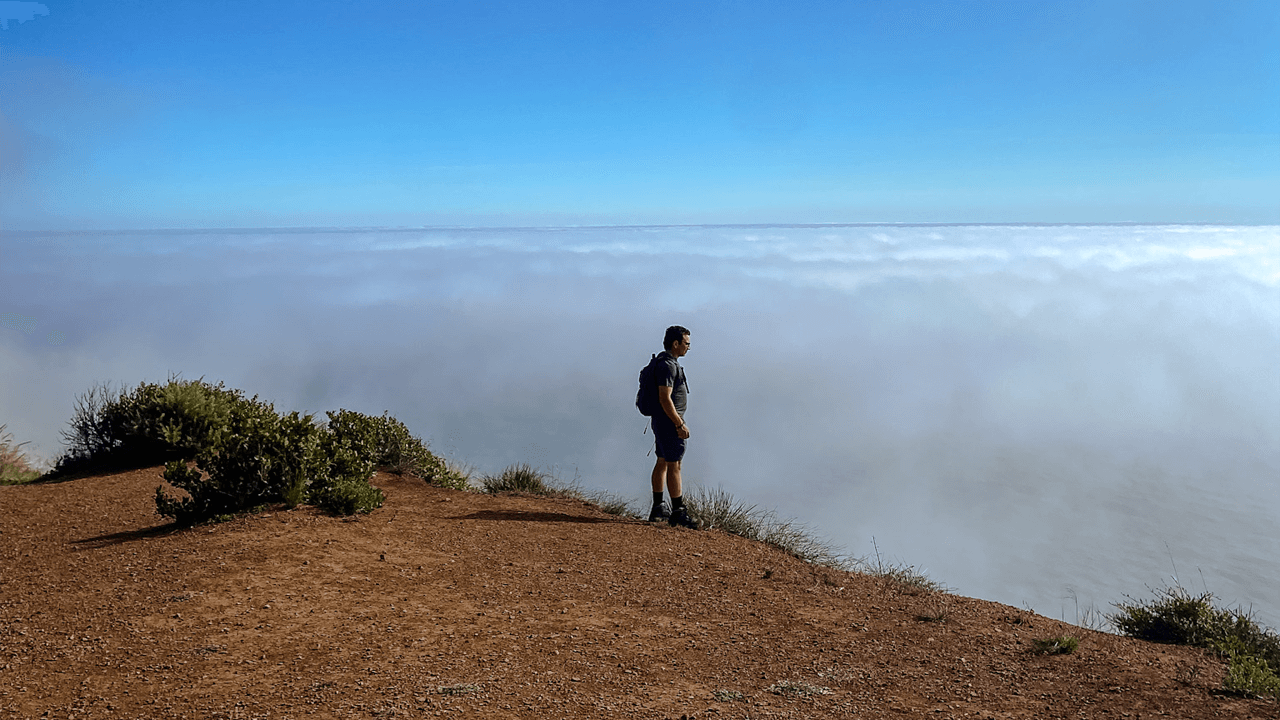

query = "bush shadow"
(73, 523), (185, 548)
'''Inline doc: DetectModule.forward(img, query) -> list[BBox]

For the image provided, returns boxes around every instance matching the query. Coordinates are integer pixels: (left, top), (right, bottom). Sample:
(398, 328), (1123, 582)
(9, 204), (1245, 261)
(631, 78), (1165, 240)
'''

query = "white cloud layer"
(2, 223), (1277, 626)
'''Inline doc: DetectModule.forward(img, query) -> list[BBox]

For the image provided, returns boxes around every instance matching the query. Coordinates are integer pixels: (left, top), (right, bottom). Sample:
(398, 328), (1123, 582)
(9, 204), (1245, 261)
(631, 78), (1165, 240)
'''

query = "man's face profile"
(672, 334), (691, 357)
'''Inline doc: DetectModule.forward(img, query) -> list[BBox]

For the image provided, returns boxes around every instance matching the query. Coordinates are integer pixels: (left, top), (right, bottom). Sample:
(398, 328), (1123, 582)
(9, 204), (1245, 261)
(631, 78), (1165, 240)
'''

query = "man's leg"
(663, 459), (683, 500)
(652, 427), (695, 528)
(651, 458), (683, 497)
(649, 458), (672, 522)
(651, 458), (668, 493)
(664, 460), (697, 529)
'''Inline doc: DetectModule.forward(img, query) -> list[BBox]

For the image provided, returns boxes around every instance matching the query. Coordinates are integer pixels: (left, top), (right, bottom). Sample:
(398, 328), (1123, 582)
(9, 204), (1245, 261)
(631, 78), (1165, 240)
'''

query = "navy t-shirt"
(653, 351), (687, 415)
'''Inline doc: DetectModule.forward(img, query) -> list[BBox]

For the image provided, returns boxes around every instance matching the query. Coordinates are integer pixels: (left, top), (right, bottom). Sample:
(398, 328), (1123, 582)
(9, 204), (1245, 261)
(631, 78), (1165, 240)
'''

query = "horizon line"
(5, 220), (1274, 236)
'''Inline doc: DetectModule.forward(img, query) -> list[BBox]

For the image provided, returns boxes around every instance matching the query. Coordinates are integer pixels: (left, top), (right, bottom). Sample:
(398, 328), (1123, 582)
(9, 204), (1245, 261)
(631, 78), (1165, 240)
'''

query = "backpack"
(635, 354), (660, 416)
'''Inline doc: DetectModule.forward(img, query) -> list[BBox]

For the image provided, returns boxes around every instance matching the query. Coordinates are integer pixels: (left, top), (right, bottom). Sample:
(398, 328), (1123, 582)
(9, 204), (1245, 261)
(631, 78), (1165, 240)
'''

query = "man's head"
(664, 325), (691, 357)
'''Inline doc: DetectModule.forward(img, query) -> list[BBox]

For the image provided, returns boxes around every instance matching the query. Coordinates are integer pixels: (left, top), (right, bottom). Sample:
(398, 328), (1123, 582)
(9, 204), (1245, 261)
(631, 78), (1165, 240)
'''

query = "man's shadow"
(452, 509), (636, 525)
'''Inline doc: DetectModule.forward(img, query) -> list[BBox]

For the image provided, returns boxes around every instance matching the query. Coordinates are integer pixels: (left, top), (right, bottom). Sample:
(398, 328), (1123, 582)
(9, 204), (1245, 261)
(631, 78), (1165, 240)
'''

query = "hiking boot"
(668, 507), (700, 530)
(648, 502), (671, 523)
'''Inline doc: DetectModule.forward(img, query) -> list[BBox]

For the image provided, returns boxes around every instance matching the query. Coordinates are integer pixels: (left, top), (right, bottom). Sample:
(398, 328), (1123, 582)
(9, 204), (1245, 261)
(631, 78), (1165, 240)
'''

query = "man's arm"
(657, 385), (690, 439)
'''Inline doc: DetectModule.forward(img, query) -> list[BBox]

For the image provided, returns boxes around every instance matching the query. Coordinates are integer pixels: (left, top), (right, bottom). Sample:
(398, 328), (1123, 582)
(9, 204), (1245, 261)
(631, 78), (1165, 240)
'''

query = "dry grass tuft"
(850, 537), (946, 595)
(1, 424), (41, 485)
(684, 485), (849, 570)
(1032, 635), (1079, 655)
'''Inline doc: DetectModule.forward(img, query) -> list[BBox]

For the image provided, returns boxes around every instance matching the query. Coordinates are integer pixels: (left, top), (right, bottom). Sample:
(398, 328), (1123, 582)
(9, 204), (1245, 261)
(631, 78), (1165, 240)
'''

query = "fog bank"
(3, 224), (1277, 627)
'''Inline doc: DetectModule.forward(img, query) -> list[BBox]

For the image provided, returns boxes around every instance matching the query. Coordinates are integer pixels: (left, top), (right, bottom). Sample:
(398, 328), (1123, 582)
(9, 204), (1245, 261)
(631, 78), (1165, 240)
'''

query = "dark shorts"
(652, 417), (686, 462)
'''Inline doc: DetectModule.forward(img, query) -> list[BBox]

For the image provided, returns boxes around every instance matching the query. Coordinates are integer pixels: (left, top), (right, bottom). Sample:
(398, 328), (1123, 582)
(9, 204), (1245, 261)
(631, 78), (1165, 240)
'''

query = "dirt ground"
(1, 467), (1274, 719)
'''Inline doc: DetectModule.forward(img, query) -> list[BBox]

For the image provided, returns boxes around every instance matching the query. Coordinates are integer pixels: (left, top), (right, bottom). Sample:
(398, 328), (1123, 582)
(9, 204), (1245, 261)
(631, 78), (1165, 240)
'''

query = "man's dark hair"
(663, 325), (690, 351)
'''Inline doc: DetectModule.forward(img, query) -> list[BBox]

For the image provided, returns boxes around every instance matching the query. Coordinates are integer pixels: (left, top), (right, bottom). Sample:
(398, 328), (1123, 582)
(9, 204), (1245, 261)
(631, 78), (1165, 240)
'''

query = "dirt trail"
(1, 468), (1271, 718)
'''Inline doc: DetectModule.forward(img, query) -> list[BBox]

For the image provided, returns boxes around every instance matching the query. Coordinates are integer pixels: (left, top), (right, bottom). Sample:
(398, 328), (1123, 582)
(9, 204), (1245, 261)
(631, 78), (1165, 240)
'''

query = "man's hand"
(658, 385), (688, 438)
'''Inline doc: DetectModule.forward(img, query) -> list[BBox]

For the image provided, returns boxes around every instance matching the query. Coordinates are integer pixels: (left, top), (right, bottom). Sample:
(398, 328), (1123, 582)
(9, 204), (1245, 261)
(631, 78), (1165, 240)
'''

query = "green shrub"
(1109, 586), (1280, 664)
(156, 410), (382, 524)
(57, 381), (124, 469)
(309, 471), (384, 516)
(309, 428), (383, 515)
(56, 377), (266, 472)
(1223, 652), (1280, 699)
(1, 424), (41, 485)
(55, 379), (483, 521)
(1111, 586), (1226, 647)
(1110, 585), (1280, 699)
(326, 409), (467, 489)
(110, 378), (243, 460)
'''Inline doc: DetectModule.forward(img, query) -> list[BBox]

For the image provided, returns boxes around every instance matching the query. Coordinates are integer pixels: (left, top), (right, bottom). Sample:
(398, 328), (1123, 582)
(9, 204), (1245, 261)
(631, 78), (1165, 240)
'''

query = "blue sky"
(1, 0), (1278, 228)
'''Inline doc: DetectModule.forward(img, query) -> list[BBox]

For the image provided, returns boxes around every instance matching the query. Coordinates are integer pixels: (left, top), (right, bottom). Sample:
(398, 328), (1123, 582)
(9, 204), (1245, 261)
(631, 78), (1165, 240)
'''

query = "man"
(649, 325), (699, 529)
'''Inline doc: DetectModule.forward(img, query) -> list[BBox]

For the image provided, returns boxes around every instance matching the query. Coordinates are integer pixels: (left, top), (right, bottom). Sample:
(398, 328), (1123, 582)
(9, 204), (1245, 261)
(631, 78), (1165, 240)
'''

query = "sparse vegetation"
(1065, 587), (1110, 631)
(851, 537), (945, 595)
(1033, 635), (1079, 655)
(915, 600), (951, 624)
(481, 463), (564, 495)
(711, 689), (745, 702)
(477, 464), (641, 520)
(1109, 585), (1280, 699)
(677, 487), (946, 589)
(684, 485), (849, 570)
(47, 377), (470, 523)
(1003, 612), (1034, 628)
(1, 424), (41, 485)
(863, 562), (944, 595)
(577, 488), (641, 519)
(40, 380), (1280, 705)
(684, 484), (763, 536)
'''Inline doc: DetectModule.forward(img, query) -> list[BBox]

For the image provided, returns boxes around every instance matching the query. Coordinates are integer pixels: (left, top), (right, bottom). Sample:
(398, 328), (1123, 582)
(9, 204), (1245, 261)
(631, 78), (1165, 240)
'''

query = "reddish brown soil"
(1, 467), (1273, 719)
